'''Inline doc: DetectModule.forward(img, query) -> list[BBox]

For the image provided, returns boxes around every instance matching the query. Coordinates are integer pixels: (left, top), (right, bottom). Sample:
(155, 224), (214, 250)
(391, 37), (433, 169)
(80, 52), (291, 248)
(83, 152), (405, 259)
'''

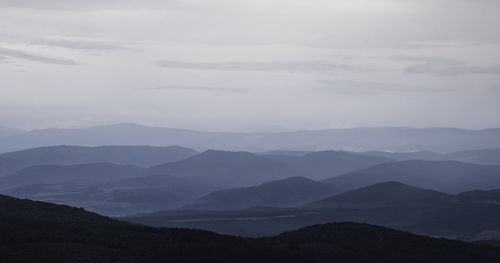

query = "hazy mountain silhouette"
(148, 150), (301, 188)
(0, 145), (197, 176)
(3, 151), (500, 216)
(2, 193), (500, 263)
(0, 150), (302, 215)
(445, 148), (500, 165)
(259, 150), (310, 156)
(265, 150), (393, 179)
(0, 163), (145, 190)
(304, 181), (452, 209)
(0, 126), (22, 138)
(0, 123), (216, 153)
(184, 177), (334, 210)
(362, 150), (443, 161)
(126, 182), (500, 240)
(1, 124), (500, 153)
(364, 148), (500, 165)
(323, 160), (500, 194)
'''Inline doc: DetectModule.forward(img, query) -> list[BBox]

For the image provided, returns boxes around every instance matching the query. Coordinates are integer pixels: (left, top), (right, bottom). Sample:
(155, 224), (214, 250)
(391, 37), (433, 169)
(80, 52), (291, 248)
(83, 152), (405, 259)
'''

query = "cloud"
(157, 60), (364, 73)
(0, 47), (78, 65)
(137, 85), (247, 93)
(392, 55), (500, 76)
(0, 0), (178, 11)
(29, 38), (126, 51)
(316, 79), (446, 95)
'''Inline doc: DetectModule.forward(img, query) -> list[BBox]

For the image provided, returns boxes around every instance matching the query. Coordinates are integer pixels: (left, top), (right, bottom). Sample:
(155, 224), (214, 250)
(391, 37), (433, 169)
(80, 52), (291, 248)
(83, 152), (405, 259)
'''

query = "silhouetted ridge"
(304, 181), (452, 209)
(265, 150), (393, 179)
(148, 150), (299, 188)
(363, 148), (500, 165)
(185, 177), (333, 210)
(2, 125), (499, 153)
(0, 145), (197, 175)
(323, 160), (500, 193)
(2, 194), (500, 263)
(0, 162), (145, 190)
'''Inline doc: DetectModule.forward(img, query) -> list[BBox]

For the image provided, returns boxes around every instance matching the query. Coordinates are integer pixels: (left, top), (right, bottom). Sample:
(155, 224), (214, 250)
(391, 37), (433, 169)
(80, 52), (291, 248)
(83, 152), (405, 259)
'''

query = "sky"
(1, 0), (500, 131)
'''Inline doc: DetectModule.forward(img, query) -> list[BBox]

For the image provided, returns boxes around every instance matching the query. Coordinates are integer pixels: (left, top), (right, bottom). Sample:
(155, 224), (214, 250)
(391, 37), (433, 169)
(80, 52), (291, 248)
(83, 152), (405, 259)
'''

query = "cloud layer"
(0, 47), (78, 65)
(0, 0), (499, 130)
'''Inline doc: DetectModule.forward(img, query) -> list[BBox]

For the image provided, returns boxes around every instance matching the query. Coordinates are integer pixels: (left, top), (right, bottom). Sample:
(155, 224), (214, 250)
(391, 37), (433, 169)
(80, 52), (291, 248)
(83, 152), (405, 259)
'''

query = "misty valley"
(1, 125), (500, 262)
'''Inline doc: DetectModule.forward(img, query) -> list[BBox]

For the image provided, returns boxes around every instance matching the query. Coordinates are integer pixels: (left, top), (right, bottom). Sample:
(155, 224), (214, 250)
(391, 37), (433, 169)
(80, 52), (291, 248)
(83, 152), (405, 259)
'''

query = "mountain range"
(0, 126), (23, 138)
(184, 177), (334, 210)
(364, 148), (500, 165)
(0, 145), (197, 176)
(323, 160), (500, 193)
(0, 149), (397, 215)
(1, 123), (500, 152)
(2, 147), (500, 216)
(125, 181), (500, 240)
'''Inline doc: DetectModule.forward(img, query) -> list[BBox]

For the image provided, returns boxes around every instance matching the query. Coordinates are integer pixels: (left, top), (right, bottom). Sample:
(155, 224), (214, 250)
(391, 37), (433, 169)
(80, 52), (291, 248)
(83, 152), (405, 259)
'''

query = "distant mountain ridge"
(0, 145), (197, 176)
(148, 150), (301, 189)
(303, 182), (453, 209)
(0, 126), (23, 138)
(3, 150), (500, 216)
(323, 160), (500, 194)
(184, 177), (334, 210)
(265, 150), (393, 180)
(0, 163), (146, 190)
(1, 123), (499, 152)
(363, 148), (500, 165)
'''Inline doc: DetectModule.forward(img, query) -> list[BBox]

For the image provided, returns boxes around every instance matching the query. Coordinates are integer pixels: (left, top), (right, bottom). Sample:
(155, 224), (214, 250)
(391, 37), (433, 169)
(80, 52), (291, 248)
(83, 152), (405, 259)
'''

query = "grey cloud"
(0, 48), (78, 65)
(138, 86), (247, 93)
(0, 0), (178, 11)
(30, 39), (126, 51)
(392, 56), (500, 76)
(157, 60), (364, 73)
(391, 56), (456, 63)
(316, 79), (447, 96)
(406, 63), (500, 76)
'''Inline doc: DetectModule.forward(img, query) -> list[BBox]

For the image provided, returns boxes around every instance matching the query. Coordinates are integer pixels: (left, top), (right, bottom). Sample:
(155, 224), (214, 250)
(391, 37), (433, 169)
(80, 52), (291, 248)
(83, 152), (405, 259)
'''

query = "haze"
(1, 0), (500, 131)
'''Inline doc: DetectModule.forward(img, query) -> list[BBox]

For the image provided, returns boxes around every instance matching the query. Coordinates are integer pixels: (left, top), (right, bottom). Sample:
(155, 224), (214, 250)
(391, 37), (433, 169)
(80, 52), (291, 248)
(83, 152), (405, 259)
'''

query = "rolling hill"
(0, 145), (197, 176)
(265, 150), (393, 179)
(126, 181), (500, 240)
(304, 181), (453, 209)
(0, 163), (145, 190)
(2, 194), (500, 263)
(323, 160), (500, 194)
(184, 177), (334, 210)
(148, 150), (301, 188)
(363, 148), (500, 165)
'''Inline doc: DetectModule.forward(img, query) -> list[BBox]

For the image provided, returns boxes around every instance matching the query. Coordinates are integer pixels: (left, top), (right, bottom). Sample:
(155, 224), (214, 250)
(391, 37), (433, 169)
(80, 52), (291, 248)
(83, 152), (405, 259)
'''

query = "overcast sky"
(1, 0), (500, 131)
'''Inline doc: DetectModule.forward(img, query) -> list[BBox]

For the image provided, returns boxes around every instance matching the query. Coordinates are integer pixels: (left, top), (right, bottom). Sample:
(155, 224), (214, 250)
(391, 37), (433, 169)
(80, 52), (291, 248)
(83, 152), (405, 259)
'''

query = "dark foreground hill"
(1, 194), (500, 263)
